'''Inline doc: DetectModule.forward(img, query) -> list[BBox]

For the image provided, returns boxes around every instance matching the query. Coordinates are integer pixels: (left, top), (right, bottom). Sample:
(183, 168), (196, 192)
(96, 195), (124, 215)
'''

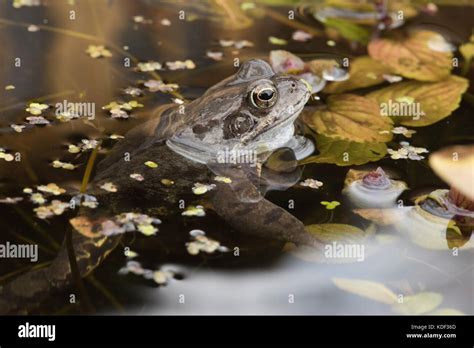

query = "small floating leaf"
(51, 160), (76, 170)
(161, 178), (174, 186)
(137, 61), (162, 72)
(192, 183), (216, 195)
(144, 161), (158, 168)
(137, 223), (157, 236)
(86, 45), (112, 58)
(166, 59), (196, 70)
(292, 30), (312, 42)
(182, 205), (206, 217)
(130, 173), (144, 181)
(144, 80), (179, 93)
(268, 36), (287, 45)
(300, 178), (323, 189)
(37, 183), (66, 196)
(320, 201), (340, 210)
(26, 102), (48, 115)
(100, 182), (118, 192)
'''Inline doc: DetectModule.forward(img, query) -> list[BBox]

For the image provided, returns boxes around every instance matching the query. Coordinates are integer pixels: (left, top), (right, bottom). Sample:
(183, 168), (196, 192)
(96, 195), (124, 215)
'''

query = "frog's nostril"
(291, 83), (296, 88)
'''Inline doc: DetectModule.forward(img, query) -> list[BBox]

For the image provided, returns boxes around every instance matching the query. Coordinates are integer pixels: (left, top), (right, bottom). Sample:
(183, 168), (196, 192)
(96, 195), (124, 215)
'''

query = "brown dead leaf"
(368, 30), (453, 81)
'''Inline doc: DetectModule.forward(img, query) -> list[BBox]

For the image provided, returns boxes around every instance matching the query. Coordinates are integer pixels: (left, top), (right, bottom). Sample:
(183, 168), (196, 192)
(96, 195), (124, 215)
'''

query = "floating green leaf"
(268, 36), (287, 45)
(368, 31), (453, 81)
(366, 76), (469, 127)
(324, 56), (394, 93)
(303, 94), (392, 143)
(300, 134), (387, 166)
(333, 278), (398, 304)
(392, 292), (443, 315)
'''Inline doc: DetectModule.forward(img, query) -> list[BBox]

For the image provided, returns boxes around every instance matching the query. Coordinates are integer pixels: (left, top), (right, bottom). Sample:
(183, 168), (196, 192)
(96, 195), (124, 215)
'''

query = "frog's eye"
(250, 83), (278, 109)
(223, 114), (255, 139)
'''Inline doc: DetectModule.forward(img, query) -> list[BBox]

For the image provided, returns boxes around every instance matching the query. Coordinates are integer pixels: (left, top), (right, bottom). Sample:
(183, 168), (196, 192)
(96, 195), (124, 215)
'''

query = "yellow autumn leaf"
(300, 134), (387, 166)
(303, 94), (393, 143)
(366, 75), (469, 127)
(392, 292), (443, 315)
(324, 56), (394, 93)
(431, 308), (464, 315)
(333, 278), (398, 304)
(368, 30), (453, 81)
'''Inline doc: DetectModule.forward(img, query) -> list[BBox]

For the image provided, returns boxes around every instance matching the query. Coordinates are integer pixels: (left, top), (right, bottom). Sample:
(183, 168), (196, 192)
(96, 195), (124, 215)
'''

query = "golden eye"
(250, 84), (278, 109)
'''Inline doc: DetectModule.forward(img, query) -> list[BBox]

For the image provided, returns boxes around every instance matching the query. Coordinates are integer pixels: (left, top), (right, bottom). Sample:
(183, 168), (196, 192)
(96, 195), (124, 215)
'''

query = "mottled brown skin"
(0, 60), (322, 314)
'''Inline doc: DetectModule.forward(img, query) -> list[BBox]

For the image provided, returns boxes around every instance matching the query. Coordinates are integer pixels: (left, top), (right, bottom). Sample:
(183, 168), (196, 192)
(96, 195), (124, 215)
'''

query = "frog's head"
(167, 59), (311, 165)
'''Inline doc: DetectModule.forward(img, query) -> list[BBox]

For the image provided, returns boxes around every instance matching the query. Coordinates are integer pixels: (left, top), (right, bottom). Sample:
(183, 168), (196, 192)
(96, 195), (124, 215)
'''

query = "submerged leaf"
(332, 278), (398, 304)
(319, 17), (371, 44)
(300, 134), (387, 166)
(392, 292), (443, 315)
(353, 208), (405, 225)
(368, 31), (453, 81)
(303, 94), (393, 143)
(431, 308), (464, 315)
(286, 223), (371, 264)
(367, 76), (469, 126)
(305, 223), (370, 243)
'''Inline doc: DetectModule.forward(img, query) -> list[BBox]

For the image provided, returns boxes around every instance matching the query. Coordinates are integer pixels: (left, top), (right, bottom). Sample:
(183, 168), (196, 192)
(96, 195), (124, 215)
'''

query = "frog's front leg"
(212, 181), (323, 249)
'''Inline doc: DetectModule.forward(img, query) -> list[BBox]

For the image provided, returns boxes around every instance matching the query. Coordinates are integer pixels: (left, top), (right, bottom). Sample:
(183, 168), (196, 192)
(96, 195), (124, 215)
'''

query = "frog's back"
(94, 104), (211, 207)
(95, 105), (182, 179)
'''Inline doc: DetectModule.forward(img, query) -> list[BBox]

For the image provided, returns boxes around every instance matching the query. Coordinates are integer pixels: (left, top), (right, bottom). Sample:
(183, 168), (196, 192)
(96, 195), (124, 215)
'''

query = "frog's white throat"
(166, 124), (314, 165)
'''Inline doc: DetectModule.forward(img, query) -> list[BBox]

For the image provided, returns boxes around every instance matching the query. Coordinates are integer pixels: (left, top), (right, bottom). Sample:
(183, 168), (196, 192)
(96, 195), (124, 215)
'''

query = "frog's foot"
(212, 181), (323, 249)
(283, 135), (314, 160)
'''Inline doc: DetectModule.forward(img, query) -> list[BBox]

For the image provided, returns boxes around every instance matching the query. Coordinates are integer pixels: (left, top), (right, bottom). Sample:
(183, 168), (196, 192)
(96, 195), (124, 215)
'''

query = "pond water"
(0, 0), (473, 315)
